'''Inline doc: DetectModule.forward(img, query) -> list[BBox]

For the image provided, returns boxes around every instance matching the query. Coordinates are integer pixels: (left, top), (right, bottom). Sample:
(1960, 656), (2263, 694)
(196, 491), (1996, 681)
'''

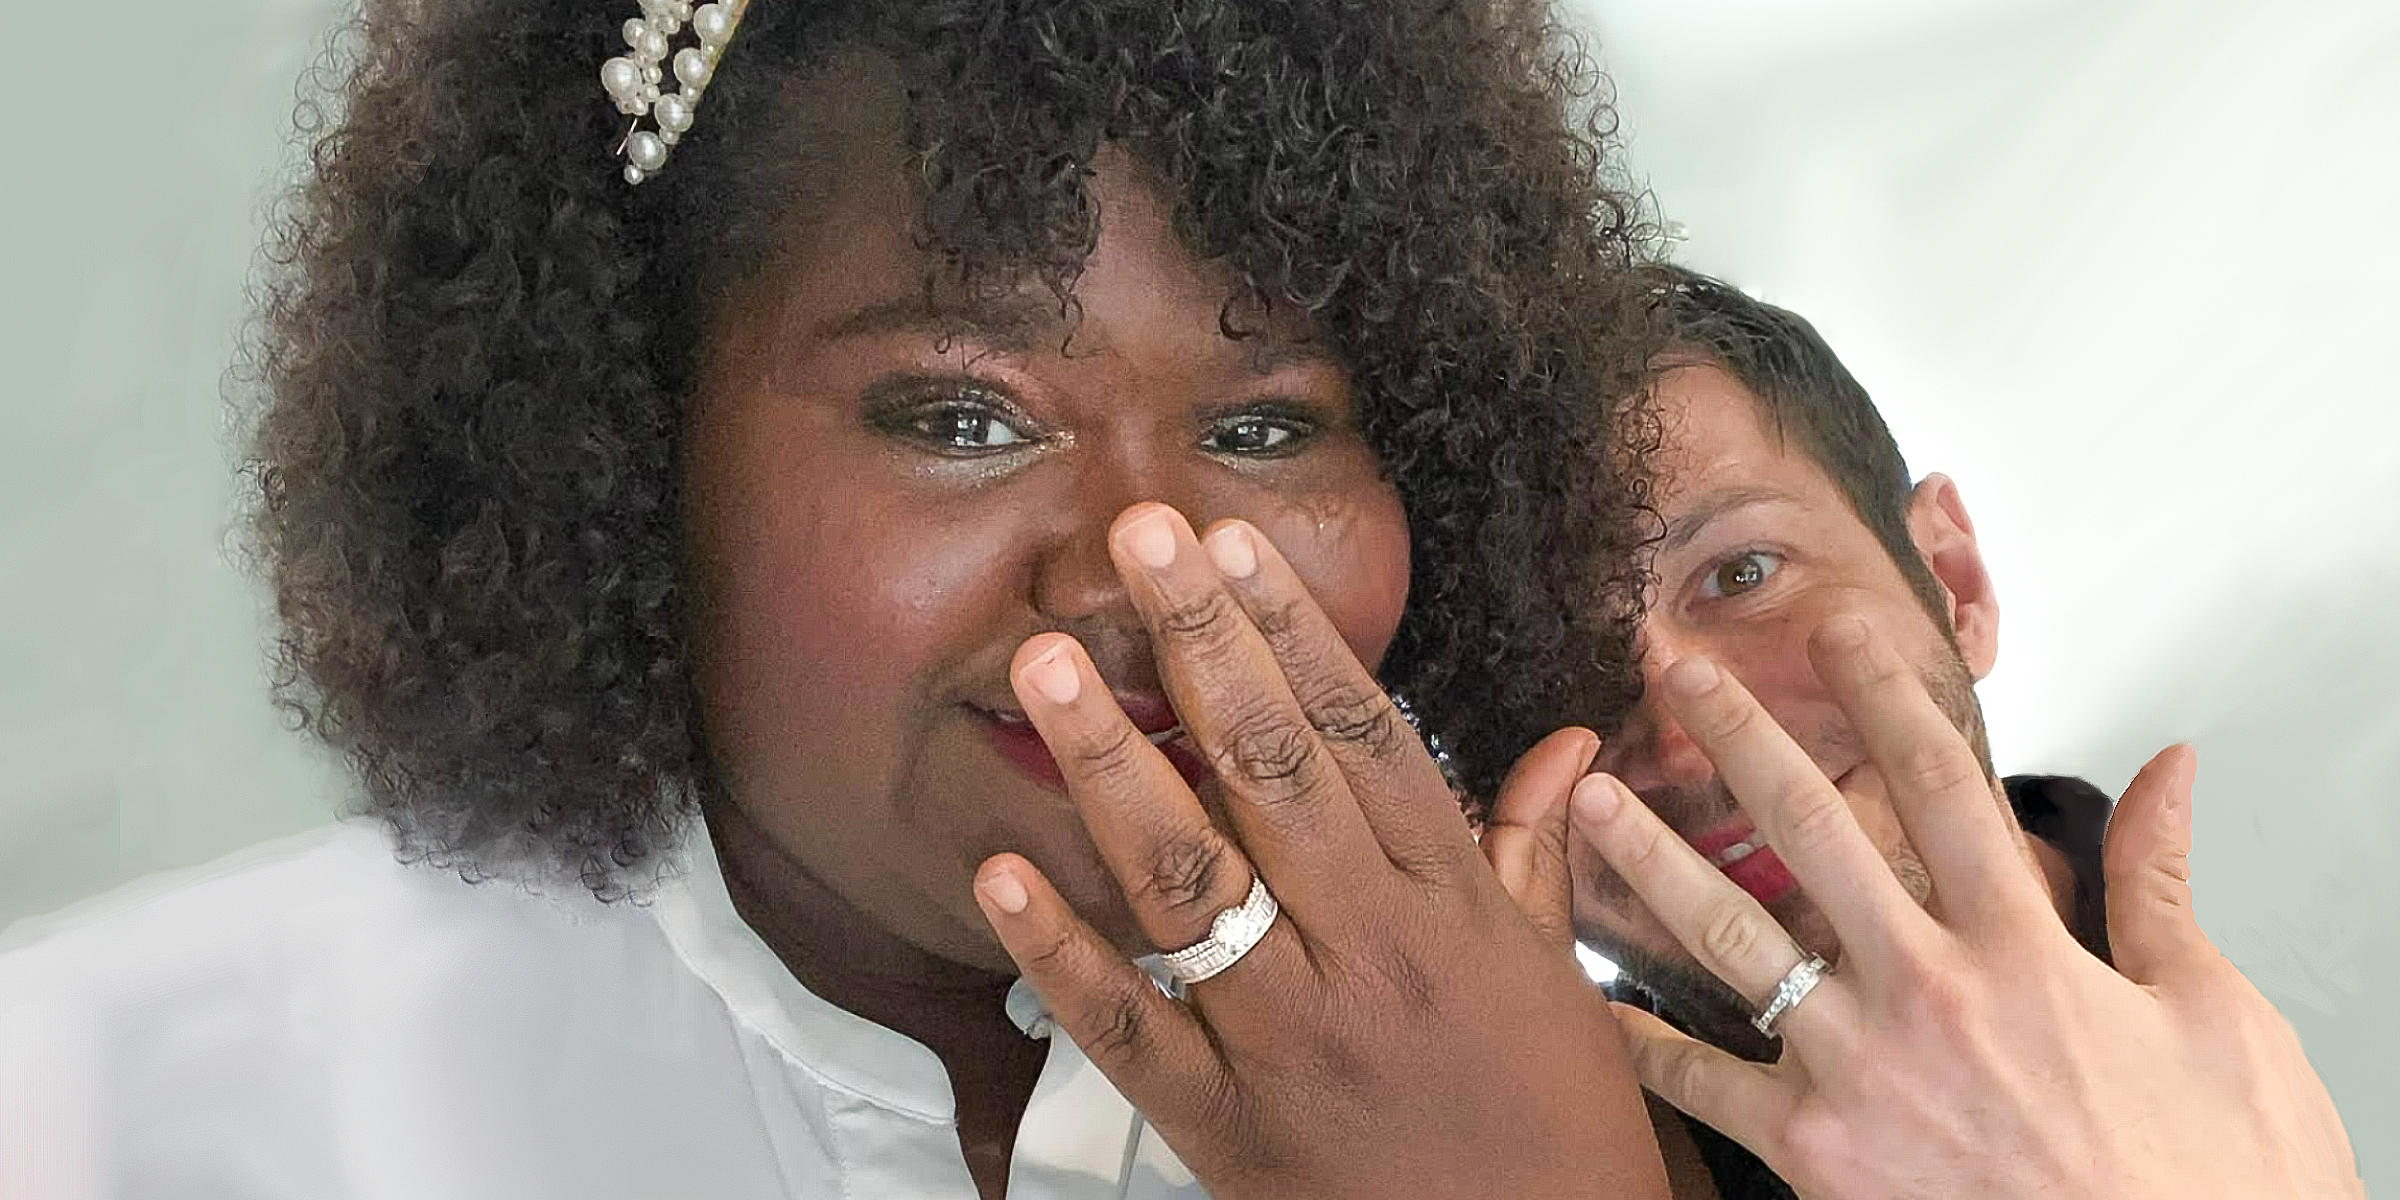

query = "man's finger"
(1483, 727), (1600, 948)
(1203, 518), (1469, 876)
(1572, 772), (1856, 1047)
(1612, 1001), (1798, 1169)
(1655, 654), (1937, 978)
(2102, 743), (2212, 984)
(1810, 616), (2055, 937)
(973, 853), (1224, 1130)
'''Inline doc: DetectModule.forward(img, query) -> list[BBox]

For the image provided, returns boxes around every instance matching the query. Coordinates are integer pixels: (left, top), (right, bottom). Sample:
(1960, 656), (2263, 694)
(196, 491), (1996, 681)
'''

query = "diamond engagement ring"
(1751, 953), (1830, 1039)
(1157, 876), (1281, 986)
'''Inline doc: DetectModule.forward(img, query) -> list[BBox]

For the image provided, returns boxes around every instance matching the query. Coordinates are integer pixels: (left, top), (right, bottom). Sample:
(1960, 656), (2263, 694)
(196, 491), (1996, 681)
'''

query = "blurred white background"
(2, 0), (2391, 1186)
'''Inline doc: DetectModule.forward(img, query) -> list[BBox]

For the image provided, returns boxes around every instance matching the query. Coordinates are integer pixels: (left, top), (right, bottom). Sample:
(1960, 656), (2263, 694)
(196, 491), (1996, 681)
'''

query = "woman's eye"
(1701, 551), (1781, 600)
(899, 403), (1030, 453)
(1203, 414), (1309, 456)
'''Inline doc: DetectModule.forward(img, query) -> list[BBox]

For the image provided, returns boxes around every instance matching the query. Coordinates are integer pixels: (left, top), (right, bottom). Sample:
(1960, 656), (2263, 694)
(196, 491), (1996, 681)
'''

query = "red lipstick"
(975, 702), (1212, 793)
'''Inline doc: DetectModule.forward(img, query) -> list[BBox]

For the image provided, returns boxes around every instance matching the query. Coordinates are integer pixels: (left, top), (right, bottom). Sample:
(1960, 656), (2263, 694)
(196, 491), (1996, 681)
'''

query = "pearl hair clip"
(600, 0), (753, 184)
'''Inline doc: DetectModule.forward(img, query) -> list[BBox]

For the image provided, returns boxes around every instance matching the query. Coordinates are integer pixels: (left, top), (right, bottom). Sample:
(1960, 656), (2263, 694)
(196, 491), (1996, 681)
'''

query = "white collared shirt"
(0, 819), (1207, 1200)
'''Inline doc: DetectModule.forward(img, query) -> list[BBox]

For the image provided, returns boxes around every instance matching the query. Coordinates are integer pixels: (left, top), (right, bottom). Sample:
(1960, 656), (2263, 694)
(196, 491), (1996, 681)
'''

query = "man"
(1564, 267), (2357, 1199)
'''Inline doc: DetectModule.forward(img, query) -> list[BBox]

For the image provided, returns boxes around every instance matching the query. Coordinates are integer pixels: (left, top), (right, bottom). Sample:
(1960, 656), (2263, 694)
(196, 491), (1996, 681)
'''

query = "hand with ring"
(969, 503), (1672, 1200)
(1565, 615), (2364, 1200)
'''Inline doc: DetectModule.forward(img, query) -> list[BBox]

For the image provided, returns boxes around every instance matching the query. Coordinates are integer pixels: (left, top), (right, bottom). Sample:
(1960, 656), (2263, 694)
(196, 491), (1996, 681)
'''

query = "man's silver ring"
(1751, 953), (1829, 1039)
(1158, 876), (1281, 985)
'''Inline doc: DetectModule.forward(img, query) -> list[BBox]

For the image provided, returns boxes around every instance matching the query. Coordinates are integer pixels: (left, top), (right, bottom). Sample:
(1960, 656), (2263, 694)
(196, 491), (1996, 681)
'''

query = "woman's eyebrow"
(1660, 487), (1787, 554)
(812, 294), (1342, 375)
(810, 294), (1063, 355)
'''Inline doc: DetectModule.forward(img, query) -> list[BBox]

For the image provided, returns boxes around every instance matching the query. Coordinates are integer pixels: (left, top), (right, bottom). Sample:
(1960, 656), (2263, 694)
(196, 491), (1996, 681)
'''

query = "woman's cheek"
(1252, 483), (1412, 668)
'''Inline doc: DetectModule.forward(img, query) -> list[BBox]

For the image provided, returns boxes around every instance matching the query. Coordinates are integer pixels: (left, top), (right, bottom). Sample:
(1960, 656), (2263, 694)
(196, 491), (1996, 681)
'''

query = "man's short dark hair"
(1643, 264), (1950, 623)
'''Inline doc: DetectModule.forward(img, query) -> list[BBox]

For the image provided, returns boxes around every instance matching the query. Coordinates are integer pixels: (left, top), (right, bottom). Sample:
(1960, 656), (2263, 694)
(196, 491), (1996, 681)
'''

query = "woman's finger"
(1809, 617), (2056, 936)
(1612, 1001), (1801, 1170)
(1656, 654), (1938, 977)
(972, 853), (1225, 1130)
(2101, 744), (2213, 984)
(1484, 727), (1601, 949)
(1202, 518), (1471, 875)
(1571, 772), (1856, 1043)
(1109, 504), (1390, 917)
(1012, 633), (1266, 962)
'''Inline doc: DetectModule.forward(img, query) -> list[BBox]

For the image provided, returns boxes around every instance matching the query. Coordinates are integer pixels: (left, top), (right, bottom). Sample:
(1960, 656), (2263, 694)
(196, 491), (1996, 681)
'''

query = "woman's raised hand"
(971, 503), (1668, 1200)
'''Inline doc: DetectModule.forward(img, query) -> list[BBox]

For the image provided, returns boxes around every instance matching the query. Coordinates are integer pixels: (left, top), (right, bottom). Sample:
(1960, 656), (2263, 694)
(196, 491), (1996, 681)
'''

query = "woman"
(0, 0), (1671, 1196)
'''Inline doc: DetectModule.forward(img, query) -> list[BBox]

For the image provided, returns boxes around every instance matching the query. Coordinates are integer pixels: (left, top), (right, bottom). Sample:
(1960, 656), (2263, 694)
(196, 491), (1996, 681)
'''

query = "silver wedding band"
(1751, 953), (1829, 1039)
(1157, 876), (1281, 985)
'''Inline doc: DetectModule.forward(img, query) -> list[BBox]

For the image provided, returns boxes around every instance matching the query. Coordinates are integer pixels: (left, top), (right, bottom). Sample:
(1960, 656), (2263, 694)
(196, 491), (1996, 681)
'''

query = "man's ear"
(1906, 473), (1999, 679)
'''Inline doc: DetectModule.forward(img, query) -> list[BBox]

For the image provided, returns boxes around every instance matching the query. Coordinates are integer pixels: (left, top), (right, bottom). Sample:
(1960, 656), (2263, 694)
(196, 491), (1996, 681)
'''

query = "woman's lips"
(974, 706), (1213, 792)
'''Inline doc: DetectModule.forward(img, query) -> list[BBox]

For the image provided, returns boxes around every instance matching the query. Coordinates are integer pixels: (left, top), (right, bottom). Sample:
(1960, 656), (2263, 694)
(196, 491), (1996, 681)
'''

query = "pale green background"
(4, 0), (2390, 1189)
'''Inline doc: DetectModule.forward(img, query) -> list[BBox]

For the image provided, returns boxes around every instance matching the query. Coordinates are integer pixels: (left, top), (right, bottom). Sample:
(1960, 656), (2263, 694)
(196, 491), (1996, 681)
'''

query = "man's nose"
(1607, 623), (1719, 794)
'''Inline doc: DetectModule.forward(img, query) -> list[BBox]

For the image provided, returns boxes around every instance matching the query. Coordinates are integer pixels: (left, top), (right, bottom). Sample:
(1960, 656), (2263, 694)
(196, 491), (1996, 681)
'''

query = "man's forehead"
(1652, 361), (1853, 534)
(1658, 363), (1804, 483)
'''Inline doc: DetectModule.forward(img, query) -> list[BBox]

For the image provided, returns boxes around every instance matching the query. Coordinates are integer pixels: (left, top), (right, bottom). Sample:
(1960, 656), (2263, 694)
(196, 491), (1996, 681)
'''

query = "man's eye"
(904, 404), (1029, 453)
(1702, 551), (1781, 599)
(1203, 414), (1308, 456)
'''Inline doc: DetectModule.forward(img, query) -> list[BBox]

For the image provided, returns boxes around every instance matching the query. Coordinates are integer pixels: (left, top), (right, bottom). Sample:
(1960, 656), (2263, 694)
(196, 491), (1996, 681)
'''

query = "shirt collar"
(645, 815), (969, 1121)
(644, 817), (1194, 1193)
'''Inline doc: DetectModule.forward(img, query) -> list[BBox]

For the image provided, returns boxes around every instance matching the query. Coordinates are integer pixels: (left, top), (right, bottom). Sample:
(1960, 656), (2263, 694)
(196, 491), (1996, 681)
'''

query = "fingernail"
(1820, 615), (1870, 652)
(1203, 524), (1259, 580)
(1024, 645), (1082, 706)
(1572, 772), (1622, 823)
(1572, 729), (1603, 773)
(978, 868), (1030, 915)
(1120, 510), (1178, 570)
(1662, 656), (1720, 698)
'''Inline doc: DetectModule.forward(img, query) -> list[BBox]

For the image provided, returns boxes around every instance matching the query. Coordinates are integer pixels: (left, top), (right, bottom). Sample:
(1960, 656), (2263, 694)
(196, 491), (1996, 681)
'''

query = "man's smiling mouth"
(1708, 836), (1764, 869)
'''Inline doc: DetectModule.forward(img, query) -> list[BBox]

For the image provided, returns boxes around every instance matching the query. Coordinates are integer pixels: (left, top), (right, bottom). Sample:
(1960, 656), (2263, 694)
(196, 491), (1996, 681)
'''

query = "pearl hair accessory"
(600, 0), (753, 185)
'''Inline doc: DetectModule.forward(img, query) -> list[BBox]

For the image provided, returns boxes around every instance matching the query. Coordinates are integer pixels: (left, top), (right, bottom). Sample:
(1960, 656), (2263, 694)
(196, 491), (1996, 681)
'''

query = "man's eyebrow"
(1661, 487), (1788, 554)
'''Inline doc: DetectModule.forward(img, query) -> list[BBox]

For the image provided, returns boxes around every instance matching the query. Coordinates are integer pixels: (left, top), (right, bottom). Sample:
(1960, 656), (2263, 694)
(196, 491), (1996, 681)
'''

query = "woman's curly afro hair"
(248, 0), (1663, 895)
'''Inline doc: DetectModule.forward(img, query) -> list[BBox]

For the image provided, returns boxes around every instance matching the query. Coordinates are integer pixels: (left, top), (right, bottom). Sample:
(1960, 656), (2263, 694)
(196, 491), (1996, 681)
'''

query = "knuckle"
(1214, 712), (1324, 788)
(1692, 692), (1762, 745)
(1081, 986), (1154, 1064)
(1889, 948), (1979, 1028)
(1244, 593), (1311, 647)
(1696, 901), (1770, 972)
(1613, 815), (1680, 878)
(1658, 1044), (1718, 1113)
(1890, 741), (1984, 799)
(1153, 587), (1246, 649)
(1062, 722), (1153, 785)
(1017, 922), (1085, 979)
(1135, 832), (1231, 916)
(1780, 1108), (1848, 1184)
(2148, 845), (2194, 889)
(1302, 685), (1410, 760)
(1776, 789), (1854, 856)
(1367, 943), (1446, 1017)
(1856, 646), (1913, 690)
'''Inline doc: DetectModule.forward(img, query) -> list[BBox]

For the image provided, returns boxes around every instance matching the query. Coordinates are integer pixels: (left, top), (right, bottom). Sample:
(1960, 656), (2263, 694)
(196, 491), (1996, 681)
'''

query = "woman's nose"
(1028, 445), (1209, 628)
